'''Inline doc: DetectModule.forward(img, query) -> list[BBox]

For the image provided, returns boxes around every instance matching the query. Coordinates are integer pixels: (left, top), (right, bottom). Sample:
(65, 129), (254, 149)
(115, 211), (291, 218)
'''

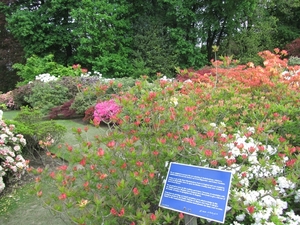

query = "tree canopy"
(0, 0), (300, 91)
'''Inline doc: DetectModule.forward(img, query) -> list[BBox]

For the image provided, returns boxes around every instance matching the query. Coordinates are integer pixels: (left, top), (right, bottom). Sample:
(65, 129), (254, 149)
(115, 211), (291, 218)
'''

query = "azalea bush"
(31, 49), (300, 225)
(71, 77), (136, 116)
(0, 91), (15, 110)
(0, 110), (28, 193)
(93, 99), (121, 125)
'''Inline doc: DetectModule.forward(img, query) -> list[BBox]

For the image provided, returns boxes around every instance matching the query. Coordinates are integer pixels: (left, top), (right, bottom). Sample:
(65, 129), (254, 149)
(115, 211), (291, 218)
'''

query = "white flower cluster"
(35, 73), (58, 82)
(202, 123), (299, 225)
(160, 75), (174, 82)
(0, 118), (28, 193)
(234, 189), (288, 223)
(81, 71), (102, 78)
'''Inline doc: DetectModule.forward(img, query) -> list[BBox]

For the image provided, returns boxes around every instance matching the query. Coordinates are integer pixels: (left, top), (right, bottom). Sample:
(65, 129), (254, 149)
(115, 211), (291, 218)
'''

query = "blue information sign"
(159, 162), (232, 223)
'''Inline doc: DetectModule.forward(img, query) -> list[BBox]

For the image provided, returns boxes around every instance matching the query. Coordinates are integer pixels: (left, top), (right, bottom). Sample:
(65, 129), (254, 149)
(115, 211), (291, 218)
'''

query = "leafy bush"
(5, 107), (67, 157)
(71, 77), (136, 115)
(25, 81), (72, 114)
(12, 83), (34, 109)
(0, 112), (28, 194)
(13, 54), (75, 86)
(55, 76), (82, 98)
(48, 99), (78, 120)
(288, 56), (300, 66)
(285, 38), (300, 57)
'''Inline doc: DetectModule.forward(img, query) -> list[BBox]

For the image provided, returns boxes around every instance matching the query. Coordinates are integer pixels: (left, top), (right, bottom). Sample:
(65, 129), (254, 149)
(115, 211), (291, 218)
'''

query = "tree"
(0, 0), (24, 93)
(268, 0), (300, 47)
(127, 0), (179, 77)
(198, 0), (259, 62)
(219, 0), (279, 64)
(71, 0), (133, 77)
(3, 0), (81, 66)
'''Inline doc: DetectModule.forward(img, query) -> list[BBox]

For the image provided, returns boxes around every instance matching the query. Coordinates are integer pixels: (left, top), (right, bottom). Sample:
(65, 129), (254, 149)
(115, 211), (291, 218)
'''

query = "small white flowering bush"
(0, 110), (28, 193)
(35, 73), (58, 83)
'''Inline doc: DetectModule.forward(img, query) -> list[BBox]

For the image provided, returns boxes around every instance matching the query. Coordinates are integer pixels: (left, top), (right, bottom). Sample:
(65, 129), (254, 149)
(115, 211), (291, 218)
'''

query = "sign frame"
(159, 162), (232, 223)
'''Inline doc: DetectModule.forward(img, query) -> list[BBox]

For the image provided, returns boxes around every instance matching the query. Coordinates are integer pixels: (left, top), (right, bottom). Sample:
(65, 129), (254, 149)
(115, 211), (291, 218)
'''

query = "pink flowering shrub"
(0, 116), (28, 193)
(0, 91), (15, 110)
(93, 99), (121, 125)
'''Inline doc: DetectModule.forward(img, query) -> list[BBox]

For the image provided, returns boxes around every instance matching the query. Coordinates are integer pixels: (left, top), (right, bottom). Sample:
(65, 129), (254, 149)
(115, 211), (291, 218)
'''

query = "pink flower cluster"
(93, 99), (121, 125)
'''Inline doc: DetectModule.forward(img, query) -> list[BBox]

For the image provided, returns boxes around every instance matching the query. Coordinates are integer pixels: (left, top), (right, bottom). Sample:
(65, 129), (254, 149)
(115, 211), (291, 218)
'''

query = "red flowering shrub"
(82, 106), (95, 122)
(48, 99), (78, 119)
(285, 38), (300, 57)
(176, 67), (214, 84)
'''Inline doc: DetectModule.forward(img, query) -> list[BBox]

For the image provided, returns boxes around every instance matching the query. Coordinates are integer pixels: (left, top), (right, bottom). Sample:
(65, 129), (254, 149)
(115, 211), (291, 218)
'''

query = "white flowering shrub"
(0, 111), (28, 193)
(35, 73), (58, 83)
(208, 125), (300, 225)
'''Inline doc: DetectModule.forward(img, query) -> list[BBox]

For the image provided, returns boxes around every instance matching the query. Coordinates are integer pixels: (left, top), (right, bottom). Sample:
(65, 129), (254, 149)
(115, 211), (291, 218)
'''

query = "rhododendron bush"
(0, 111), (28, 193)
(31, 50), (300, 225)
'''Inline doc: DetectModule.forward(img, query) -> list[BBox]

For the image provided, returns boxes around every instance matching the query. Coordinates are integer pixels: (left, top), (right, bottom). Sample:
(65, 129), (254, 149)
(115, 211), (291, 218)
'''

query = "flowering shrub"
(285, 38), (300, 57)
(34, 73), (58, 82)
(48, 99), (78, 119)
(0, 91), (15, 110)
(71, 77), (136, 115)
(31, 50), (299, 225)
(0, 111), (28, 193)
(176, 67), (214, 84)
(93, 99), (121, 125)
(12, 83), (34, 109)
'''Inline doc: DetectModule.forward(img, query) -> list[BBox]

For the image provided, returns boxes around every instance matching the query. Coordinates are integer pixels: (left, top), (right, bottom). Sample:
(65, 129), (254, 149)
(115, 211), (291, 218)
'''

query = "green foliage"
(268, 0), (300, 46)
(220, 15), (278, 65)
(131, 17), (179, 78)
(71, 0), (133, 77)
(288, 56), (300, 65)
(0, 103), (7, 110)
(6, 107), (66, 156)
(13, 54), (75, 86)
(25, 81), (72, 114)
(4, 0), (80, 65)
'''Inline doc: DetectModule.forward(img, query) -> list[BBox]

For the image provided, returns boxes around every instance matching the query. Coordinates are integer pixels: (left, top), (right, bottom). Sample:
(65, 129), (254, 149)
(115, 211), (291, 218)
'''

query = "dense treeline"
(0, 0), (300, 92)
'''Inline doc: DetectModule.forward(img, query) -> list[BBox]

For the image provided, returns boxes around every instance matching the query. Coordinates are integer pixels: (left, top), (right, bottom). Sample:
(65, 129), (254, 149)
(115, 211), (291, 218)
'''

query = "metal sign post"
(184, 214), (197, 225)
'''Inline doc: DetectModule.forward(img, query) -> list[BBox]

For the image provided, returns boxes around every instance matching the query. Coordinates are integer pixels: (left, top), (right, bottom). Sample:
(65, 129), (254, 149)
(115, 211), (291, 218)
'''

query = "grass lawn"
(2, 110), (19, 120)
